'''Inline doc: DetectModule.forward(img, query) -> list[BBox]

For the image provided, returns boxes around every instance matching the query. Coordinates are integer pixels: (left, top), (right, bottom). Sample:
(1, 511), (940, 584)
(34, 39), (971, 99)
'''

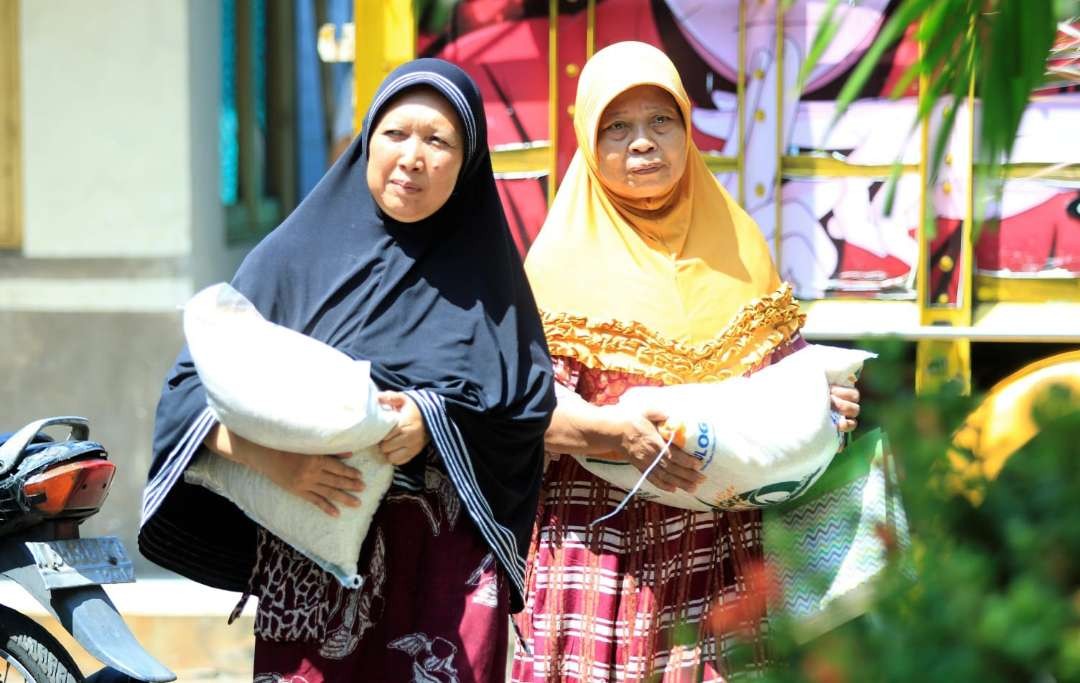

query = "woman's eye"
(383, 129), (406, 139)
(653, 115), (670, 125)
(429, 136), (449, 147)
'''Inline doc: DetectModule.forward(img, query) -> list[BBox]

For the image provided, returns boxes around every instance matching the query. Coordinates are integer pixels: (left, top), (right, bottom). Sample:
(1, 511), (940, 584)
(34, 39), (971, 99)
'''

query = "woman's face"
(596, 85), (688, 201)
(366, 88), (465, 223)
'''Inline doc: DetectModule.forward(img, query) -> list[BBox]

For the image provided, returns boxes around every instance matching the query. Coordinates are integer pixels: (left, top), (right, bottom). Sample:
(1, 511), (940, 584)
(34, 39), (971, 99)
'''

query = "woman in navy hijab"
(140, 59), (554, 681)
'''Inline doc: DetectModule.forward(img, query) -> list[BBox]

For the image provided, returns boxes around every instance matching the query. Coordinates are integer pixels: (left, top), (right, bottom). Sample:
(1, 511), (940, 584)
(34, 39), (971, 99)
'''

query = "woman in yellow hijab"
(511, 42), (860, 681)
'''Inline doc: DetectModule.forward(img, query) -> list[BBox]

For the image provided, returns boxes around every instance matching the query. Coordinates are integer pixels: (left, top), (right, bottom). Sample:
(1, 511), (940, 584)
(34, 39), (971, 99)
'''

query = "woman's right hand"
(203, 425), (365, 517)
(612, 407), (704, 494)
(254, 449), (366, 517)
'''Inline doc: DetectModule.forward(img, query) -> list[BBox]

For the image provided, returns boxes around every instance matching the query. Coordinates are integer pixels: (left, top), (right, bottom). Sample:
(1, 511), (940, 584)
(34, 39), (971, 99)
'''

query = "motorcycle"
(0, 417), (175, 682)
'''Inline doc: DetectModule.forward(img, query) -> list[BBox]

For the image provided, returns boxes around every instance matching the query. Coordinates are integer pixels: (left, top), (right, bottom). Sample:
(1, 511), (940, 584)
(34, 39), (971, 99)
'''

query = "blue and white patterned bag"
(764, 428), (911, 641)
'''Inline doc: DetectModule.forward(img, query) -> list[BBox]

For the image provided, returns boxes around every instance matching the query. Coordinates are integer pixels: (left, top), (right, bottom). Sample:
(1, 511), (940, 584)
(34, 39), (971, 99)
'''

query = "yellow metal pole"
(960, 68), (976, 327)
(547, 0), (559, 206)
(586, 0), (596, 59)
(914, 28), (934, 394)
(737, 0), (746, 207)
(915, 22), (976, 395)
(916, 48), (929, 319)
(774, 1), (784, 274)
(353, 0), (416, 135)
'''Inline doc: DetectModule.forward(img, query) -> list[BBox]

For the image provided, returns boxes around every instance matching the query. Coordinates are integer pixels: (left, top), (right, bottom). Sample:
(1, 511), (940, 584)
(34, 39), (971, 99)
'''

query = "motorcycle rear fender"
(0, 542), (176, 682)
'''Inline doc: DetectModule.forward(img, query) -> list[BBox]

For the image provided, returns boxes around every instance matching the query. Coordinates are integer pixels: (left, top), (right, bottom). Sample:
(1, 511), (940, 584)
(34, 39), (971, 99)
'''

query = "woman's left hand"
(830, 385), (861, 433)
(376, 391), (431, 465)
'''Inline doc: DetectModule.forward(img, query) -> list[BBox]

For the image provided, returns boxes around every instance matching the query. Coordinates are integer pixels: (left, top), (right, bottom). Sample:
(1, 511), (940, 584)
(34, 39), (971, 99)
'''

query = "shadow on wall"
(0, 309), (184, 578)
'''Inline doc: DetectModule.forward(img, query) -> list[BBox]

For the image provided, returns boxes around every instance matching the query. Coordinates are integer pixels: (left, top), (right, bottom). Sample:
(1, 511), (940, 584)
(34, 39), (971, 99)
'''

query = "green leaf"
(797, 0), (843, 92)
(928, 92), (962, 186)
(881, 159), (908, 216)
(832, 0), (938, 122)
(887, 61), (922, 100)
(915, 0), (968, 80)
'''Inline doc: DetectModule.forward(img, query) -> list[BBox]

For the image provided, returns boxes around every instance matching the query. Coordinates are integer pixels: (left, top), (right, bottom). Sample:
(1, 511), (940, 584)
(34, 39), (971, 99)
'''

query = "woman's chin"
(380, 198), (431, 223)
(622, 176), (675, 199)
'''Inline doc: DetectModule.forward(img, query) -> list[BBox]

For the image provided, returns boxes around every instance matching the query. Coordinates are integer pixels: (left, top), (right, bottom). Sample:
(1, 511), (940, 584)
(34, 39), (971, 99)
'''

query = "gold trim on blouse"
(542, 283), (805, 385)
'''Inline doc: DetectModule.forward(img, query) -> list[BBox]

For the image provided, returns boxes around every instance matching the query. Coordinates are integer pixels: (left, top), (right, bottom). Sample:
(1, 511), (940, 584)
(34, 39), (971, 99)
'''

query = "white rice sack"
(575, 345), (874, 511)
(181, 283), (398, 587)
(183, 283), (395, 455)
(184, 446), (393, 589)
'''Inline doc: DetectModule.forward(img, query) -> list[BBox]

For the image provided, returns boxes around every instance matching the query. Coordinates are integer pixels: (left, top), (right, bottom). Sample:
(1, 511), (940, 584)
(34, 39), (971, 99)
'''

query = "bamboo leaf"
(797, 0), (843, 91)
(980, 0), (1057, 167)
(1055, 0), (1078, 21)
(916, 1), (967, 77)
(831, 0), (938, 121)
(929, 93), (962, 187)
(882, 159), (907, 217)
(801, 0), (1060, 227)
(888, 62), (922, 99)
(915, 61), (958, 125)
(914, 0), (956, 46)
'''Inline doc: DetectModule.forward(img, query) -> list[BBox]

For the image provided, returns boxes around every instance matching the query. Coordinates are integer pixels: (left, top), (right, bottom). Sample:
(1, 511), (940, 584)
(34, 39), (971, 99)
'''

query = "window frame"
(223, 0), (296, 245)
(0, 0), (22, 250)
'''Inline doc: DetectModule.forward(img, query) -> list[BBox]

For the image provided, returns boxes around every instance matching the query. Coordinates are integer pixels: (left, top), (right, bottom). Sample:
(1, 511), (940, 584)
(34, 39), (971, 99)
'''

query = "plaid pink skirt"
(511, 360), (770, 682)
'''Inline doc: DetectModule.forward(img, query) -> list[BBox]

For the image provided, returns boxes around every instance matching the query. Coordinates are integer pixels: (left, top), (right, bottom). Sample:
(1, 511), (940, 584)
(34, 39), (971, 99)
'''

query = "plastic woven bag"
(182, 283), (397, 588)
(763, 428), (911, 641)
(575, 344), (875, 511)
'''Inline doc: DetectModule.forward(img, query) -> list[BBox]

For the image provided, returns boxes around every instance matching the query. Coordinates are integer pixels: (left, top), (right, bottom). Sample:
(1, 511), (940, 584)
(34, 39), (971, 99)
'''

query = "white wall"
(13, 0), (235, 310)
(21, 1), (192, 257)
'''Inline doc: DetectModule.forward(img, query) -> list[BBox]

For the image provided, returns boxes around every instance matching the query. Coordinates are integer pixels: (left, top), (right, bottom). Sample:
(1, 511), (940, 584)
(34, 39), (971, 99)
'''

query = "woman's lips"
(630, 163), (663, 175)
(389, 178), (422, 193)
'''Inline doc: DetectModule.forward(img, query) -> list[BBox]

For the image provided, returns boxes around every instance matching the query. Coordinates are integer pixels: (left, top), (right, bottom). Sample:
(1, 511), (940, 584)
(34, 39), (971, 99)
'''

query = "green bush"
(742, 341), (1080, 682)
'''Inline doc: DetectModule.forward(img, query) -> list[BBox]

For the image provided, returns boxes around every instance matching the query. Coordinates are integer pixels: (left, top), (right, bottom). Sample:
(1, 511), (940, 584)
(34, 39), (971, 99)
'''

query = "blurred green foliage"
(728, 339), (1080, 682)
(798, 0), (1069, 231)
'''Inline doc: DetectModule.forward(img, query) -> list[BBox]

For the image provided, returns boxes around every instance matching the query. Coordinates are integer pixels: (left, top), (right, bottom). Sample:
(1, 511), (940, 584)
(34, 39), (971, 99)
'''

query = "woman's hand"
(830, 385), (861, 433)
(612, 407), (704, 494)
(257, 450), (365, 517)
(376, 391), (431, 465)
(203, 424), (364, 517)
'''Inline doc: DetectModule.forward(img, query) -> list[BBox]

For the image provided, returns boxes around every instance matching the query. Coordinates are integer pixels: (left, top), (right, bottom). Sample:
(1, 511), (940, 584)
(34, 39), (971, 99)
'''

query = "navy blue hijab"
(140, 59), (554, 611)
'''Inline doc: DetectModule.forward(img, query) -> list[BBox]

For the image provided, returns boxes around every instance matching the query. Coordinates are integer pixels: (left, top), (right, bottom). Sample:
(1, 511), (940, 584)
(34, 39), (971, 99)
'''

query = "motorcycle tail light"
(23, 460), (116, 516)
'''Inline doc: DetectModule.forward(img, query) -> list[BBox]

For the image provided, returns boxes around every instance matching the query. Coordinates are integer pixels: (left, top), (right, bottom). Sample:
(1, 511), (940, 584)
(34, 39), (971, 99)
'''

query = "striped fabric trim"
(140, 406), (216, 525)
(404, 389), (525, 600)
(367, 72), (478, 171)
(523, 650), (743, 683)
(391, 470), (424, 491)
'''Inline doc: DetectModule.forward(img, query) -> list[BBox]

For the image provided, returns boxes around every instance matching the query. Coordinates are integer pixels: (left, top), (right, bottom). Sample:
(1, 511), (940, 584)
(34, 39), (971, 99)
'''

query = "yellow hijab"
(525, 42), (803, 384)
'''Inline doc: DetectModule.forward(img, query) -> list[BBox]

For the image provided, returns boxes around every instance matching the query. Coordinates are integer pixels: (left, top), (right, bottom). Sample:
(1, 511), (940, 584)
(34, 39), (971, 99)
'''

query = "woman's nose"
(398, 137), (423, 170)
(629, 130), (656, 154)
